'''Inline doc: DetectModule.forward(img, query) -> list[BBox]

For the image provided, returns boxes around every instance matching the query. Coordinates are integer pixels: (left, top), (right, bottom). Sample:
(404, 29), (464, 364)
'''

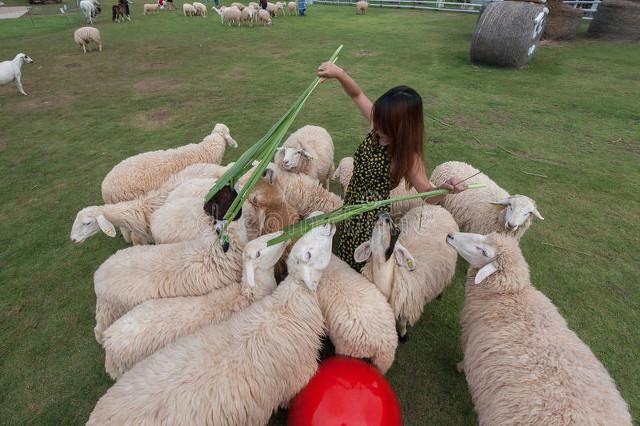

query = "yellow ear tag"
(105, 228), (116, 237)
(407, 259), (414, 269)
(495, 204), (503, 210)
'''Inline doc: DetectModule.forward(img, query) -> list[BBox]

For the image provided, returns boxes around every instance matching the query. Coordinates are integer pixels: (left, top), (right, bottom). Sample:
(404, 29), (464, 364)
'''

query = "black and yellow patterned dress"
(336, 131), (391, 271)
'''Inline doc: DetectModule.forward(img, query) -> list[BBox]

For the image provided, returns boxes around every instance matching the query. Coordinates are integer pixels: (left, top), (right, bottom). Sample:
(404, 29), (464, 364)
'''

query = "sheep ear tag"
(97, 215), (116, 238)
(394, 243), (416, 271)
(475, 262), (497, 285)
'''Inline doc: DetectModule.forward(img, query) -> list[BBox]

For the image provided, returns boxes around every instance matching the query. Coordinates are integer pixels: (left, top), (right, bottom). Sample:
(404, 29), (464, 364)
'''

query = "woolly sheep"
(271, 166), (343, 217)
(73, 27), (102, 55)
(274, 125), (335, 188)
(101, 123), (237, 204)
(447, 231), (632, 425)
(0, 53), (33, 96)
(356, 205), (458, 340)
(102, 231), (287, 379)
(356, 0), (368, 14)
(274, 1), (285, 15)
(431, 161), (543, 239)
(258, 8), (272, 25)
(241, 5), (256, 24)
(318, 255), (398, 373)
(79, 0), (100, 24)
(213, 6), (242, 25)
(87, 224), (335, 425)
(143, 3), (159, 14)
(248, 1), (258, 7)
(182, 2), (196, 15)
(192, 1), (207, 16)
(231, 1), (246, 9)
(266, 1), (277, 15)
(287, 1), (297, 14)
(93, 219), (248, 343)
(332, 156), (354, 193)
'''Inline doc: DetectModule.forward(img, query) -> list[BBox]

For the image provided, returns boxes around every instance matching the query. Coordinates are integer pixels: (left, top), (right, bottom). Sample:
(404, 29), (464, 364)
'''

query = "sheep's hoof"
(398, 332), (409, 344)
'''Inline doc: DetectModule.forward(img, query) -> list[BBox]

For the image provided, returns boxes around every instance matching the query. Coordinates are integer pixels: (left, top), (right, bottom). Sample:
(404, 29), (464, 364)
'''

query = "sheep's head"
(287, 215), (335, 292)
(332, 156), (354, 193)
(446, 232), (527, 288)
(242, 231), (287, 288)
(490, 195), (543, 234)
(354, 211), (416, 271)
(70, 207), (116, 244)
(247, 170), (297, 235)
(16, 53), (33, 64)
(275, 146), (312, 172)
(212, 123), (238, 148)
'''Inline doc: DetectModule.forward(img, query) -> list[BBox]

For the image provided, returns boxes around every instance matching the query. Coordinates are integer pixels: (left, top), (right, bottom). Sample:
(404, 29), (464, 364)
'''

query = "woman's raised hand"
(438, 178), (467, 194)
(317, 61), (345, 82)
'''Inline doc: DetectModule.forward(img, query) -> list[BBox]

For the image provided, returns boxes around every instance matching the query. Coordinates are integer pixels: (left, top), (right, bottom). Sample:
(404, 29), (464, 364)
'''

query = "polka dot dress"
(336, 130), (391, 271)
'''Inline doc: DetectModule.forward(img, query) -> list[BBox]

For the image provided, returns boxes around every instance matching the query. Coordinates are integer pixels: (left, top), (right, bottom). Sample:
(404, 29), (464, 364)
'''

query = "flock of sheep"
(69, 122), (632, 424)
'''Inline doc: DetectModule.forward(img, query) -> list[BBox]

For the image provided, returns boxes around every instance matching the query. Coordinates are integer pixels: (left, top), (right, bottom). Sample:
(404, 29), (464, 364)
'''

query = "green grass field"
(1, 2), (638, 424)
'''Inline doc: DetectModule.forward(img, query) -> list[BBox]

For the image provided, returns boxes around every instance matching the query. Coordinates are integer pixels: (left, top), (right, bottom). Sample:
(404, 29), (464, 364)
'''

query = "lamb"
(274, 125), (335, 188)
(79, 0), (100, 24)
(143, 3), (159, 14)
(431, 161), (543, 239)
(182, 2), (196, 15)
(271, 166), (343, 217)
(73, 27), (102, 55)
(356, 0), (368, 14)
(192, 1), (207, 16)
(0, 53), (33, 96)
(241, 5), (256, 25)
(257, 7), (272, 25)
(213, 6), (242, 25)
(87, 224), (335, 426)
(446, 231), (632, 426)
(93, 219), (248, 343)
(356, 205), (458, 340)
(101, 123), (236, 204)
(287, 1), (297, 14)
(101, 231), (288, 379)
(318, 255), (398, 373)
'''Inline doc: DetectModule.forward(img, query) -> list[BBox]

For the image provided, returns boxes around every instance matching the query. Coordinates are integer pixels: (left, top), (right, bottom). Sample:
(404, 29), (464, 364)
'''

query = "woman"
(317, 62), (467, 270)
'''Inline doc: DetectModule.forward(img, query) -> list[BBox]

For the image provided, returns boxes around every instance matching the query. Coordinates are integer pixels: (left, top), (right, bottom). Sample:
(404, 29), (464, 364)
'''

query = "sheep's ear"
(394, 243), (416, 271)
(276, 147), (284, 153)
(475, 262), (497, 285)
(244, 260), (256, 287)
(263, 168), (275, 184)
(489, 198), (509, 209)
(225, 136), (238, 148)
(97, 215), (116, 238)
(301, 265), (317, 292)
(354, 241), (372, 263)
(532, 207), (544, 220)
(299, 149), (314, 160)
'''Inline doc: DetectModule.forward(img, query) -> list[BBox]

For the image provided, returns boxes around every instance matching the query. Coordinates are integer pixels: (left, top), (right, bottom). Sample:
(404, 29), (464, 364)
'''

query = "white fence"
(313, 0), (601, 19)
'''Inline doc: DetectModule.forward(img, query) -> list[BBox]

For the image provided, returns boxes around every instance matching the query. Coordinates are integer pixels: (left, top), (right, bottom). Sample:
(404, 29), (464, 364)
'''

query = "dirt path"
(0, 6), (30, 19)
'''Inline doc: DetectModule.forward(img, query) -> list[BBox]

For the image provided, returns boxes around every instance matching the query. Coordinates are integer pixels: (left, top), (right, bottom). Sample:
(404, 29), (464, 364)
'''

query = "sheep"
(93, 218), (248, 343)
(258, 7), (272, 25)
(192, 1), (207, 16)
(241, 5), (256, 25)
(0, 53), (33, 96)
(356, 0), (368, 14)
(287, 1), (297, 14)
(213, 6), (242, 26)
(101, 123), (236, 204)
(87, 224), (335, 426)
(271, 166), (343, 217)
(248, 1), (259, 7)
(143, 3), (159, 14)
(430, 161), (543, 239)
(231, 1), (246, 9)
(79, 0), (101, 24)
(274, 125), (335, 188)
(332, 156), (354, 194)
(182, 2), (196, 15)
(73, 27), (102, 55)
(102, 231), (288, 379)
(356, 205), (459, 340)
(274, 1), (286, 15)
(318, 255), (398, 373)
(266, 1), (277, 15)
(446, 231), (632, 426)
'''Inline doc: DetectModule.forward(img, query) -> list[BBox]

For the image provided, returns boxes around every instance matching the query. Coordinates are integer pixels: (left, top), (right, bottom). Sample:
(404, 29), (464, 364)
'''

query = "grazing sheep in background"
(431, 161), (543, 239)
(241, 5), (256, 24)
(258, 8), (272, 25)
(0, 53), (33, 96)
(182, 2), (196, 15)
(143, 3), (160, 14)
(213, 6), (242, 25)
(101, 123), (236, 204)
(274, 125), (335, 188)
(231, 1), (246, 9)
(87, 224), (335, 426)
(112, 0), (130, 22)
(79, 0), (101, 24)
(287, 1), (297, 14)
(356, 0), (368, 14)
(271, 166), (343, 217)
(102, 231), (288, 379)
(192, 1), (207, 15)
(92, 219), (248, 343)
(266, 1), (277, 15)
(318, 255), (398, 373)
(274, 1), (285, 15)
(248, 1), (259, 7)
(447, 231), (632, 426)
(356, 205), (458, 340)
(73, 27), (102, 54)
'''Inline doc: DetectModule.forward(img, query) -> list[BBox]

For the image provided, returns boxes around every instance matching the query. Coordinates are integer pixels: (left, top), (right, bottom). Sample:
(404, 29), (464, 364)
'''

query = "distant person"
(260, 0), (267, 9)
(297, 0), (305, 15)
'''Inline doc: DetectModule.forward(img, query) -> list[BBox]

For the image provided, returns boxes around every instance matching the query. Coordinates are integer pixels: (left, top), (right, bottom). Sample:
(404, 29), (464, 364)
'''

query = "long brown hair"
(372, 86), (425, 188)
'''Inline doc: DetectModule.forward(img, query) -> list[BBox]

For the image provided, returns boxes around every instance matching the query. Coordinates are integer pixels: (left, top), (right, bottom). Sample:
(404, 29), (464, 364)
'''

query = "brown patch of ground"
(133, 78), (183, 93)
(135, 62), (171, 72)
(352, 50), (378, 57)
(15, 95), (76, 111)
(64, 63), (82, 69)
(133, 109), (173, 130)
(0, 141), (6, 152)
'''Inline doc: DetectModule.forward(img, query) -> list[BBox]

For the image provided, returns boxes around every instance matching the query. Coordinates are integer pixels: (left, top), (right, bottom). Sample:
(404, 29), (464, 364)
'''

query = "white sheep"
(287, 1), (297, 14)
(447, 231), (632, 425)
(356, 0), (368, 14)
(332, 156), (354, 194)
(274, 125), (335, 188)
(274, 1), (285, 15)
(192, 1), (207, 15)
(79, 0), (100, 24)
(101, 231), (288, 379)
(271, 166), (343, 217)
(143, 3), (159, 14)
(431, 161), (543, 239)
(213, 6), (242, 25)
(73, 27), (102, 55)
(182, 2), (196, 15)
(231, 1), (246, 9)
(318, 255), (398, 373)
(247, 1), (259, 7)
(93, 219), (247, 343)
(266, 1), (277, 15)
(0, 53), (33, 96)
(101, 123), (236, 204)
(356, 205), (459, 340)
(257, 7), (272, 25)
(241, 5), (256, 24)
(87, 224), (335, 426)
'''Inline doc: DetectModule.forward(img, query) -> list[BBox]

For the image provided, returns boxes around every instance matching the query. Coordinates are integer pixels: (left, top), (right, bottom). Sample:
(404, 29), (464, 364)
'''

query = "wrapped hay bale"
(587, 0), (640, 41)
(470, 1), (549, 68)
(543, 2), (584, 40)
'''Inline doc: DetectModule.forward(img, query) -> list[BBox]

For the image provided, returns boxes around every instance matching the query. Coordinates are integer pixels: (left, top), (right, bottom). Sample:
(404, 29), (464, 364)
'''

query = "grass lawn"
(1, 2), (638, 425)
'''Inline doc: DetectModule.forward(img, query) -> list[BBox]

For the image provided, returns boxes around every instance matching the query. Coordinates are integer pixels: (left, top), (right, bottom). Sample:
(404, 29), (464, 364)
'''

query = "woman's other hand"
(317, 61), (345, 81)
(438, 178), (467, 194)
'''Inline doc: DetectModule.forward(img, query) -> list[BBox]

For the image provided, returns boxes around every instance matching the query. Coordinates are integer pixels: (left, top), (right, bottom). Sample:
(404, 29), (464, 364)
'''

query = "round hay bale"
(470, 2), (550, 68)
(543, 4), (584, 40)
(587, 0), (640, 41)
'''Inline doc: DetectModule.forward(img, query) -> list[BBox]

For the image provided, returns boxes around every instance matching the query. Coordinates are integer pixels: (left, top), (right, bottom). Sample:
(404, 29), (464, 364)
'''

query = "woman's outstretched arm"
(317, 62), (373, 122)
(409, 158), (467, 204)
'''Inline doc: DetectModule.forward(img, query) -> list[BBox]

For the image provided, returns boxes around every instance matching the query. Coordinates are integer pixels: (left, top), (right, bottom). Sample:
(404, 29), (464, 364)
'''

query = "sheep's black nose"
(447, 234), (453, 240)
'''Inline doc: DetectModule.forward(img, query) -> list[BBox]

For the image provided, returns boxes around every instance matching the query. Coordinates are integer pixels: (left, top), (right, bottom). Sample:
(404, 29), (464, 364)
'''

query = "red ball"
(288, 356), (402, 426)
